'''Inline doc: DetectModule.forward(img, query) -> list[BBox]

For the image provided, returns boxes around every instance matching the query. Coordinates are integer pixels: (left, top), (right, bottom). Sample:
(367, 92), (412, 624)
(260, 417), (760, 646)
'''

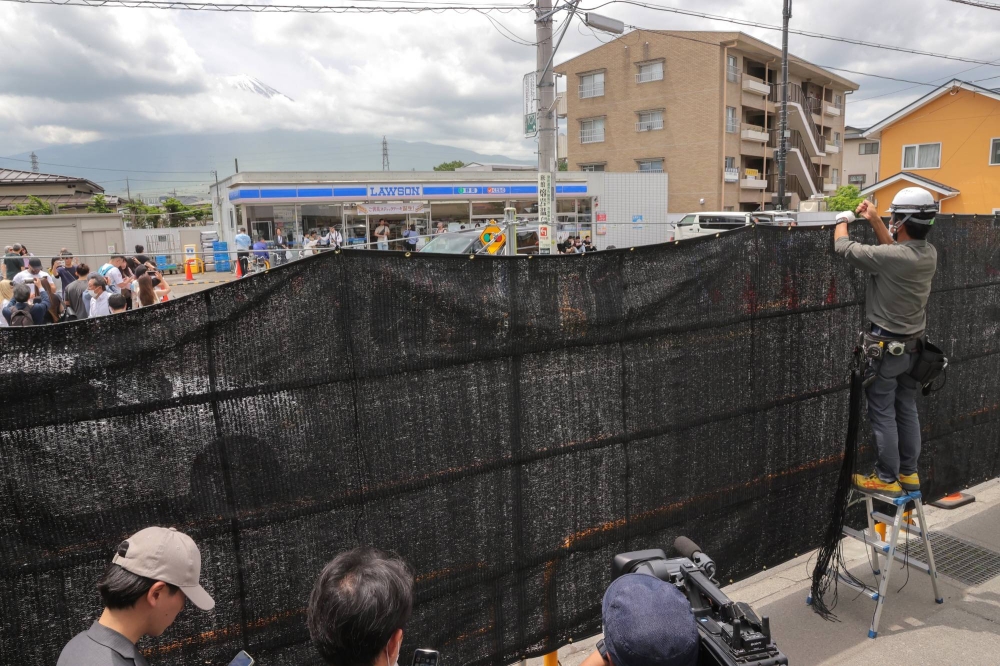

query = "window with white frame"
(636, 61), (664, 84)
(848, 174), (866, 187)
(859, 142), (879, 155)
(726, 106), (738, 133)
(991, 138), (1000, 165)
(903, 143), (941, 169)
(727, 55), (738, 82)
(637, 159), (663, 173)
(724, 156), (738, 182)
(579, 71), (605, 98)
(580, 117), (605, 143)
(834, 131), (842, 147)
(835, 93), (843, 109)
(580, 163), (605, 172)
(636, 110), (664, 132)
(831, 168), (839, 186)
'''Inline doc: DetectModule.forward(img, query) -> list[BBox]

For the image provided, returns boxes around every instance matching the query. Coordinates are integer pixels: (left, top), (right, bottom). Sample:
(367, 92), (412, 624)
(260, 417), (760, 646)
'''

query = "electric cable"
(0, 0), (534, 13)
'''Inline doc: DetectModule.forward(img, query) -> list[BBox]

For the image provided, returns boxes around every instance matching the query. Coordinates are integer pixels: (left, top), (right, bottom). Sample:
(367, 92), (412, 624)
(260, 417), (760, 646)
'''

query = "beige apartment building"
(842, 126), (880, 191)
(555, 31), (859, 212)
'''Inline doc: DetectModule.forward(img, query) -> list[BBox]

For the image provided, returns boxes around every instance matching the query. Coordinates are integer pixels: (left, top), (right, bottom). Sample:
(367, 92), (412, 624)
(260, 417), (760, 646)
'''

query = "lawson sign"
(228, 182), (588, 202)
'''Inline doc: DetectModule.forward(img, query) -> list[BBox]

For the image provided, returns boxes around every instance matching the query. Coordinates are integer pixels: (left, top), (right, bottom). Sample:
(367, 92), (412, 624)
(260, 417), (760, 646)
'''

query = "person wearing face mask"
(307, 548), (414, 666)
(56, 526), (215, 665)
(833, 188), (939, 497)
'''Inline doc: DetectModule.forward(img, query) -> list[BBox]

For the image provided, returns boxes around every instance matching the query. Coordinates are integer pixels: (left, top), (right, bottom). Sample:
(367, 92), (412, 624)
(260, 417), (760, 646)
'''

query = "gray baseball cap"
(112, 526), (215, 610)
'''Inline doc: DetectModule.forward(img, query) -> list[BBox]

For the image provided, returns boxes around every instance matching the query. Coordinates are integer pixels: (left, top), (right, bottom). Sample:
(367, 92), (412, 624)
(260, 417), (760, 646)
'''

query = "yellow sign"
(479, 224), (506, 255)
(744, 168), (760, 178)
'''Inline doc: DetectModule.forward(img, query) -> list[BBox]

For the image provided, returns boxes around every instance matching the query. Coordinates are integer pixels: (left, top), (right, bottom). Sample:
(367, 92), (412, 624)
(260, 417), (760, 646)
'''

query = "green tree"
(433, 160), (466, 171)
(124, 200), (163, 229)
(0, 195), (54, 216)
(86, 194), (114, 213)
(826, 185), (864, 212)
(162, 197), (188, 227)
(558, 158), (568, 172)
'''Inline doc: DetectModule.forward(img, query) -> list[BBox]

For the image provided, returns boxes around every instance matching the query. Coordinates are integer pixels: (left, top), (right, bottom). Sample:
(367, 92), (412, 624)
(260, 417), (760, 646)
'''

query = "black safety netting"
(1, 216), (998, 665)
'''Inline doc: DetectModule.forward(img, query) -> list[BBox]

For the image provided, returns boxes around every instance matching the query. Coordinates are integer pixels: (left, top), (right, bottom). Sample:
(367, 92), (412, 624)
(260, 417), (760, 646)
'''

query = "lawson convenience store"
(210, 171), (595, 249)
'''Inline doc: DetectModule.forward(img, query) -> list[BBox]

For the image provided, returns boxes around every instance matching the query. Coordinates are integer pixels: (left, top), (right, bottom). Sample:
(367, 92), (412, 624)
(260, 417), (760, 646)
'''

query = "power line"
(0, 0), (533, 12)
(0, 155), (214, 174)
(948, 0), (1000, 9)
(591, 0), (1000, 66)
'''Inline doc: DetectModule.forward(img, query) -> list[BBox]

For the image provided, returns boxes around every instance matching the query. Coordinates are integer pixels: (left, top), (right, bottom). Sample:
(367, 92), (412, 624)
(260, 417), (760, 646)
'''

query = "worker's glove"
(835, 211), (856, 224)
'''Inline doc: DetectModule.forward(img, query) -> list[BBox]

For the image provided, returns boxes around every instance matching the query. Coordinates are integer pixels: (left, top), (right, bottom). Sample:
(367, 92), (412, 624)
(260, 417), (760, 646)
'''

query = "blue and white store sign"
(228, 182), (588, 202)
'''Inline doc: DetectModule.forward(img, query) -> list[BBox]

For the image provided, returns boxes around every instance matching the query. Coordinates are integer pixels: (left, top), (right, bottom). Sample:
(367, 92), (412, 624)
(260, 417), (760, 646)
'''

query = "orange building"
(860, 80), (1000, 214)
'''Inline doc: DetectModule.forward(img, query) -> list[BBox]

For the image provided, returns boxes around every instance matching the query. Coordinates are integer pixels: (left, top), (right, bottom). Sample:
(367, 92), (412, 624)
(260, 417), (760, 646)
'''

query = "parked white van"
(673, 211), (796, 240)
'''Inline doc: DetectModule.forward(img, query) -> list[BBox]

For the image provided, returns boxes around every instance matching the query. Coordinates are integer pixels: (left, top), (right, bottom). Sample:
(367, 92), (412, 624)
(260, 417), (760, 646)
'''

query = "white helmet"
(888, 187), (938, 225)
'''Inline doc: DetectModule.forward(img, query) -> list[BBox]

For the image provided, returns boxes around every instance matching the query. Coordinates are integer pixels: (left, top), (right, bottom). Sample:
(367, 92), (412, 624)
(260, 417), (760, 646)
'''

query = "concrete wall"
(0, 213), (125, 270)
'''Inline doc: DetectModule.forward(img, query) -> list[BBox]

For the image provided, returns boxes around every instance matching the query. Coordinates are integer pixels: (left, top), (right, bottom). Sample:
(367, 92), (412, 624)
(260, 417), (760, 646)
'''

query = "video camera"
(613, 538), (787, 666)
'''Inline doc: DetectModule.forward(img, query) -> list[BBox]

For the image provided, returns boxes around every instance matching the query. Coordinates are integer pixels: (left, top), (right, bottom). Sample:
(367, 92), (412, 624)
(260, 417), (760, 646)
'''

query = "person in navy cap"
(580, 573), (699, 666)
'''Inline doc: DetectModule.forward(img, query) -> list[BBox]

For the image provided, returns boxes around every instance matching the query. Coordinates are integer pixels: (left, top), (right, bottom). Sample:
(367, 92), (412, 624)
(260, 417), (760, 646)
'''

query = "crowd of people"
(1, 243), (171, 327)
(56, 528), (699, 666)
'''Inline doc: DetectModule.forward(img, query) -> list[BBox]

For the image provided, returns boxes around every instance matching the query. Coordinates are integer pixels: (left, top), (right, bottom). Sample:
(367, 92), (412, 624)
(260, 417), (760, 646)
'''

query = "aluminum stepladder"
(808, 488), (943, 638)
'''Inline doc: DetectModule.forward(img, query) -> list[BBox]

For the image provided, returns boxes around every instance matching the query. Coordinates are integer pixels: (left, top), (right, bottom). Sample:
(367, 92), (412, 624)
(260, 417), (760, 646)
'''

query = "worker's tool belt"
(860, 328), (921, 361)
(856, 325), (947, 394)
(909, 338), (948, 394)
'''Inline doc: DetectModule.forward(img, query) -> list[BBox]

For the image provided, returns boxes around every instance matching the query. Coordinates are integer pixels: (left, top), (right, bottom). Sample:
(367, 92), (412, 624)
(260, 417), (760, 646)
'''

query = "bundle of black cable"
(810, 366), (864, 619)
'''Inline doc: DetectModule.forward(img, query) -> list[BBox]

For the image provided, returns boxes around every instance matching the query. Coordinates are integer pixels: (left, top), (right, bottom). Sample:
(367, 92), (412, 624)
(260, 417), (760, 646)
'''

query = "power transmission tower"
(382, 136), (390, 171)
(30, 152), (39, 172)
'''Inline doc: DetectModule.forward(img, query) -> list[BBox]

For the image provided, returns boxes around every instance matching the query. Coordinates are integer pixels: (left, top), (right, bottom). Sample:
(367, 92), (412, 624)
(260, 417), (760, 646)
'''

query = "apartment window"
(834, 131), (842, 147)
(636, 61), (664, 83)
(835, 93), (843, 109)
(724, 156), (736, 169)
(848, 174), (866, 187)
(580, 118), (605, 143)
(991, 138), (1000, 165)
(580, 164), (605, 172)
(637, 159), (664, 173)
(726, 106), (738, 133)
(859, 142), (879, 155)
(903, 143), (941, 169)
(579, 71), (605, 98)
(831, 168), (840, 187)
(636, 110), (664, 132)
(727, 55), (738, 82)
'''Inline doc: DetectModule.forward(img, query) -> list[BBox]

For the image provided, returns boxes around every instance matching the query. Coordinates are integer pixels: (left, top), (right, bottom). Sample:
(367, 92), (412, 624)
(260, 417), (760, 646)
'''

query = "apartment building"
(842, 126), (880, 191)
(555, 31), (859, 212)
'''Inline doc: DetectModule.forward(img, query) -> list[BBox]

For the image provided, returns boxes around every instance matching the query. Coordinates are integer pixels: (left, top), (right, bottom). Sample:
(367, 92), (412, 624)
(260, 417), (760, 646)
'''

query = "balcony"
(741, 124), (769, 142)
(742, 76), (770, 96)
(826, 143), (840, 154)
(824, 102), (842, 117)
(741, 177), (768, 189)
(724, 167), (739, 182)
(635, 119), (664, 132)
(580, 129), (605, 144)
(579, 83), (604, 99)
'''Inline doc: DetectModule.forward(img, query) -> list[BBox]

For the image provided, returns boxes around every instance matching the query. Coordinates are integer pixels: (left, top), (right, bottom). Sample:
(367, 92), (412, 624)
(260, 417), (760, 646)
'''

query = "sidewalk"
(528, 477), (1000, 666)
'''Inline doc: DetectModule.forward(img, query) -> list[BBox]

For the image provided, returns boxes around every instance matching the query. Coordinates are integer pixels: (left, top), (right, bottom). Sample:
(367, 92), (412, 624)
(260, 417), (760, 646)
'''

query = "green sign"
(524, 113), (537, 137)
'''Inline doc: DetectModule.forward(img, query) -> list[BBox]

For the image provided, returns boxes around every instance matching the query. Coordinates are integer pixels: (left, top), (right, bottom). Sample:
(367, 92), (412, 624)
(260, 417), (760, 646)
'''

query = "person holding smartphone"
(307, 548), (414, 666)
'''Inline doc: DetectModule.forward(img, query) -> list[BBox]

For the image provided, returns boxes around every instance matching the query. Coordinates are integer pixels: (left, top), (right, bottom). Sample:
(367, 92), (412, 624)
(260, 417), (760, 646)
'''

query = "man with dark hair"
(56, 526), (215, 665)
(834, 188), (939, 496)
(13, 256), (54, 288)
(307, 548), (414, 666)
(580, 574), (699, 666)
(3, 280), (49, 326)
(108, 292), (128, 314)
(88, 275), (113, 317)
(97, 255), (133, 295)
(65, 263), (91, 320)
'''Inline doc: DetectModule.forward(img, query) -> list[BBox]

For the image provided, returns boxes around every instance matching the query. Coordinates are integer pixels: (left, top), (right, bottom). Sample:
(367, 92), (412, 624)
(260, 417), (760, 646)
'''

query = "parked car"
(420, 227), (540, 255)
(674, 211), (796, 240)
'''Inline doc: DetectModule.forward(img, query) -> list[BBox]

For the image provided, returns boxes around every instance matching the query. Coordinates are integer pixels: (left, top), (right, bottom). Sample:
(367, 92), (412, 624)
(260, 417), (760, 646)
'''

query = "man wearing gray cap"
(57, 526), (215, 666)
(581, 574), (699, 666)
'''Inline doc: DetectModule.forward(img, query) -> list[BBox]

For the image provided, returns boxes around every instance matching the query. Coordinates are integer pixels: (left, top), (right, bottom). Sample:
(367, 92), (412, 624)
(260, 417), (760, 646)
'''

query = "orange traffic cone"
(235, 256), (243, 278)
(185, 259), (194, 281)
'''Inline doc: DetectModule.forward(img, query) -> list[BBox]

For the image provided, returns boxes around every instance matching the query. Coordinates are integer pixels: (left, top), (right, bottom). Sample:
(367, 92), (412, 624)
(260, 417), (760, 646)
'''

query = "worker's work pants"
(865, 351), (921, 482)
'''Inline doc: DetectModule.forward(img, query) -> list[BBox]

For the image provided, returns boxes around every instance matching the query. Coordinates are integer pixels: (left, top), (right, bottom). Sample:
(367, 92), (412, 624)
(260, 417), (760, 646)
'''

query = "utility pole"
(213, 170), (221, 227)
(235, 158), (239, 174)
(382, 136), (390, 171)
(777, 0), (792, 211)
(30, 152), (39, 173)
(126, 177), (135, 228)
(536, 0), (555, 182)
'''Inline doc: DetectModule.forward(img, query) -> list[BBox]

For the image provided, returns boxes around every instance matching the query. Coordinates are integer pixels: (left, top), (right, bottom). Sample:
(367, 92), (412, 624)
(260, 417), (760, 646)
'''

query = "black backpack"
(9, 307), (33, 327)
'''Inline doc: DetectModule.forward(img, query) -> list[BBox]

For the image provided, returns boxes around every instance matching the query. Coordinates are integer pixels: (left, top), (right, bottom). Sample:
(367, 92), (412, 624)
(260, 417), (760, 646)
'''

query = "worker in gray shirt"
(57, 526), (215, 665)
(833, 187), (939, 497)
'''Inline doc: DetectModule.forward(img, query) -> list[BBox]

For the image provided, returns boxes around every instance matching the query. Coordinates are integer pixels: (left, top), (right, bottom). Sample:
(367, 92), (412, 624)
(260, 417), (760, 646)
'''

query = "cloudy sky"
(1, 0), (999, 163)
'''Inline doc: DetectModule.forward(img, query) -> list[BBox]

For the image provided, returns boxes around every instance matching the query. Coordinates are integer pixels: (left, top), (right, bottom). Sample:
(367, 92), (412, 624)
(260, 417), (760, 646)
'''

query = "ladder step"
(885, 547), (934, 575)
(852, 488), (923, 505)
(837, 572), (879, 600)
(843, 525), (891, 553)
(870, 511), (924, 537)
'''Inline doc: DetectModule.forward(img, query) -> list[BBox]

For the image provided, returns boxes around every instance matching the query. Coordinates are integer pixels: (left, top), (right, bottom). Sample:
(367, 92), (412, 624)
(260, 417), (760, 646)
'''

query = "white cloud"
(1, 0), (998, 159)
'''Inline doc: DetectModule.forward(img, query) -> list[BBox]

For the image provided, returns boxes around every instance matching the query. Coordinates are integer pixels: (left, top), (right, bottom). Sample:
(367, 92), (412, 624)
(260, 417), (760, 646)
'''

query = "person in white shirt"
(13, 257), (54, 288)
(302, 232), (320, 257)
(328, 225), (343, 249)
(97, 255), (133, 295)
(374, 219), (390, 250)
(88, 275), (113, 317)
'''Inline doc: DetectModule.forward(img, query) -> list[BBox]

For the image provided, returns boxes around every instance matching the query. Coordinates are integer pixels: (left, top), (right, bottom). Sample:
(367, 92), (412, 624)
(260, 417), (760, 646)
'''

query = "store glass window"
(301, 204), (341, 241)
(557, 198), (576, 213)
(431, 202), (471, 229)
(472, 201), (506, 217)
(511, 200), (539, 215)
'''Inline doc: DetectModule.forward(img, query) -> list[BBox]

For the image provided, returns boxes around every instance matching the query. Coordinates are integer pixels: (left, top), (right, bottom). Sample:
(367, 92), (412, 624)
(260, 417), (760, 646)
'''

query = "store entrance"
(367, 211), (431, 250)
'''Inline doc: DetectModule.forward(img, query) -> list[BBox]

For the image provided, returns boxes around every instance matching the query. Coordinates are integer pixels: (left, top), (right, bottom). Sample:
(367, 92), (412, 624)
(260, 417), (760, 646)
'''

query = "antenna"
(382, 136), (390, 171)
(30, 152), (39, 172)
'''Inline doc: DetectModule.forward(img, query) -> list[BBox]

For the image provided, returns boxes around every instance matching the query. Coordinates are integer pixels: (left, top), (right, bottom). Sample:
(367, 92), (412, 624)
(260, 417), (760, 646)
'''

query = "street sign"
(480, 224), (506, 254)
(538, 172), (552, 225)
(523, 72), (537, 138)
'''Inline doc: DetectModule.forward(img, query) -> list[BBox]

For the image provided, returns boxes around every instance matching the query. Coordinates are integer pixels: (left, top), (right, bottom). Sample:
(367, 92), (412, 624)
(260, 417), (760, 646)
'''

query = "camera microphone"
(673, 537), (717, 579)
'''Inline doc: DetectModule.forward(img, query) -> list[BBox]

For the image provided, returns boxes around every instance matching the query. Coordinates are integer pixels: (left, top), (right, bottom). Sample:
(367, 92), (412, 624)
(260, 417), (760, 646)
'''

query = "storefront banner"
(357, 203), (428, 215)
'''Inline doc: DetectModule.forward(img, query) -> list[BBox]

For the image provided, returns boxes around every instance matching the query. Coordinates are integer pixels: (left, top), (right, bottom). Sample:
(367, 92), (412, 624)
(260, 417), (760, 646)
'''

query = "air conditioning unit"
(799, 200), (821, 212)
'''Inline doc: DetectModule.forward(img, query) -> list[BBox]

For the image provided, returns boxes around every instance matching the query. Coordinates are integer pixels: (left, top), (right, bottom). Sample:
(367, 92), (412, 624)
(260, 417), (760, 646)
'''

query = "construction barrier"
(1, 217), (998, 665)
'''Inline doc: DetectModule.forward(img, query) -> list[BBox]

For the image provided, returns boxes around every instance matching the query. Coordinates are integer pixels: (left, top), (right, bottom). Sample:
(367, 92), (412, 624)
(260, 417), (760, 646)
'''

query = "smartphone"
(411, 649), (440, 666)
(228, 651), (254, 666)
